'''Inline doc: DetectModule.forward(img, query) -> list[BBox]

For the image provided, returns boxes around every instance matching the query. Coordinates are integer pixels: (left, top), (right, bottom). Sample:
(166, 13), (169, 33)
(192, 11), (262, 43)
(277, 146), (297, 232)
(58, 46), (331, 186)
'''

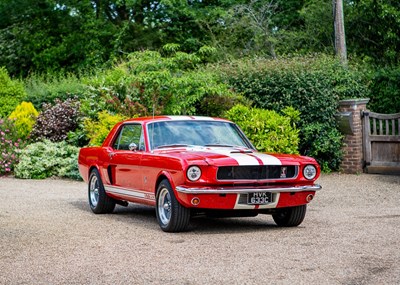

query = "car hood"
(153, 146), (316, 166)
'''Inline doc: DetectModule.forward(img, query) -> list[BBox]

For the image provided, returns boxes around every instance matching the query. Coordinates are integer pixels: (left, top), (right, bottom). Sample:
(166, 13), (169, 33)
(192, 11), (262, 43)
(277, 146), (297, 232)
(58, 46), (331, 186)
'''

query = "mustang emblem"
(280, 167), (287, 178)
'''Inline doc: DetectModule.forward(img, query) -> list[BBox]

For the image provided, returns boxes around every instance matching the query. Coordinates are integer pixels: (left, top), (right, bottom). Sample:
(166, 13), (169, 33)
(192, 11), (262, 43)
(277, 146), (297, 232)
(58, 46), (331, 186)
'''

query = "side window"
(113, 124), (144, 151)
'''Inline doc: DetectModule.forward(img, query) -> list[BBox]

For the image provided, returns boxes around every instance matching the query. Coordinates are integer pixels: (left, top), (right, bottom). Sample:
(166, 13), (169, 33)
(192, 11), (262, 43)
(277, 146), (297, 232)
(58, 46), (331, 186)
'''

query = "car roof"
(122, 116), (232, 124)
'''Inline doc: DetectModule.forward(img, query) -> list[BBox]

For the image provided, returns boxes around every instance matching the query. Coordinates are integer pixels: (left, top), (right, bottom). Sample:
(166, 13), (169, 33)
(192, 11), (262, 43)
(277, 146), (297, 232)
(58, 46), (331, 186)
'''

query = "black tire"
(272, 205), (307, 227)
(88, 169), (116, 214)
(155, 179), (190, 232)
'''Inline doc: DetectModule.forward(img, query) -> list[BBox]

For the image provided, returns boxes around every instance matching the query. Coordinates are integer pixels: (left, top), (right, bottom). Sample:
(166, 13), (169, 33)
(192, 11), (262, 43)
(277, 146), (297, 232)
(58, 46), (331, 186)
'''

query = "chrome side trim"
(176, 184), (322, 194)
(105, 185), (155, 201)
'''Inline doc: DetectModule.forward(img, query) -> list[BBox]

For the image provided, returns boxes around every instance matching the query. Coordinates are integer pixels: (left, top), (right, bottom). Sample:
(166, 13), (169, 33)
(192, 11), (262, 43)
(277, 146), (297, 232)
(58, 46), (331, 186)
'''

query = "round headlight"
(303, 165), (317, 180)
(187, 166), (202, 181)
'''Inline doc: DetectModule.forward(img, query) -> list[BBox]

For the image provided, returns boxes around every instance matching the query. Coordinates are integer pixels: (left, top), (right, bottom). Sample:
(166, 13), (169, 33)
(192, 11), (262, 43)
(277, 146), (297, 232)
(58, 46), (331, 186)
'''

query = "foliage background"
(0, 0), (399, 177)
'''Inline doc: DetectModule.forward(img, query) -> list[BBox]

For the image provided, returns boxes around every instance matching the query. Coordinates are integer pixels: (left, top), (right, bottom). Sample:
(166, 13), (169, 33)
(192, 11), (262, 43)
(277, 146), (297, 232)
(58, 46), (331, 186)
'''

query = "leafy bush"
(217, 56), (368, 171)
(225, 105), (300, 154)
(8, 102), (39, 140)
(0, 119), (25, 175)
(30, 98), (80, 142)
(0, 67), (27, 118)
(24, 73), (86, 110)
(84, 111), (127, 146)
(367, 66), (400, 113)
(14, 140), (80, 180)
(301, 123), (343, 172)
(81, 47), (244, 119)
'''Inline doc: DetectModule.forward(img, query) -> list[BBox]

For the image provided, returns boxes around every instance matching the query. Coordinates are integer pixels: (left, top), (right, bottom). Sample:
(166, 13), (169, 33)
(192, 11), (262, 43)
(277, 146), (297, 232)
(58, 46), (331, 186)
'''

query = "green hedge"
(216, 56), (369, 171)
(24, 73), (86, 110)
(367, 66), (400, 114)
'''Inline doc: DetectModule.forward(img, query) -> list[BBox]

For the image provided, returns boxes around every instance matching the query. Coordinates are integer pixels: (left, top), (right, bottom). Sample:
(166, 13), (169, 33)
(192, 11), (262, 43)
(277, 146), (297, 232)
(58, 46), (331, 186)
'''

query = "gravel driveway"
(0, 173), (399, 285)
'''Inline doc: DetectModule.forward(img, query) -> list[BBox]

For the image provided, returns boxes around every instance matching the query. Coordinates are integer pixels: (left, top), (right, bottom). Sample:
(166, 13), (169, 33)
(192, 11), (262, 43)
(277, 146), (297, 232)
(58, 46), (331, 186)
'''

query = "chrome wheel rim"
(89, 174), (99, 207)
(158, 187), (171, 225)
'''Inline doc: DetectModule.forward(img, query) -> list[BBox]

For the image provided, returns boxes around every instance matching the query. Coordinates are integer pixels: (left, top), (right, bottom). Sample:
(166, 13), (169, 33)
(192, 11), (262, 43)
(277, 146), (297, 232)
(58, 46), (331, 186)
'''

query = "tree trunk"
(333, 0), (347, 65)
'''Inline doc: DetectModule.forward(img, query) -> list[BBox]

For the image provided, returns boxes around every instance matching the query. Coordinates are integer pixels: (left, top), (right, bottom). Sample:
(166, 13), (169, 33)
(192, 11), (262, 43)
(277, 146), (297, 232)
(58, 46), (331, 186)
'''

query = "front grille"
(217, 165), (297, 180)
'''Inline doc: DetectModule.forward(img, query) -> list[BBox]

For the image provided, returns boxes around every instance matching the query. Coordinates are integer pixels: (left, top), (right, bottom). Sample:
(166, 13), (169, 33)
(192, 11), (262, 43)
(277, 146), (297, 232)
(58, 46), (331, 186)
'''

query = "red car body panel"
(78, 116), (321, 212)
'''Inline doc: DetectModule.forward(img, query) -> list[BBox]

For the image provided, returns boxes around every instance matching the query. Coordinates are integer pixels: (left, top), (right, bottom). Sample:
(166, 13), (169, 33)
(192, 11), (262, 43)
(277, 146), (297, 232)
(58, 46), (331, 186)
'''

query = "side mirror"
(128, 142), (138, 151)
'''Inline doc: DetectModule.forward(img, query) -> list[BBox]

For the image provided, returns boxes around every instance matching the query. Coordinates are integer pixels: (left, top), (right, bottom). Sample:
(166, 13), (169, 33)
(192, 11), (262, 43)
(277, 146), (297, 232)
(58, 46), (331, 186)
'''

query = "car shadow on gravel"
(188, 216), (290, 234)
(70, 201), (298, 233)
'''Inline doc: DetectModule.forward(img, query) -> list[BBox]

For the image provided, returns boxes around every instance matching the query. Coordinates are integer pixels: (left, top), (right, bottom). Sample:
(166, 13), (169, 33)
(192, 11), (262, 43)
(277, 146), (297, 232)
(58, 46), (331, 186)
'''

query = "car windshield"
(147, 120), (253, 150)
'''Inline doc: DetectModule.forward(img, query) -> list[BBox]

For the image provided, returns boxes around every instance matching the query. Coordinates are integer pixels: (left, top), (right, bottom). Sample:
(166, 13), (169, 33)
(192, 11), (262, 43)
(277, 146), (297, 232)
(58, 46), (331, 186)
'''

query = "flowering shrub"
(8, 101), (39, 140)
(0, 119), (24, 175)
(14, 140), (80, 180)
(30, 98), (80, 142)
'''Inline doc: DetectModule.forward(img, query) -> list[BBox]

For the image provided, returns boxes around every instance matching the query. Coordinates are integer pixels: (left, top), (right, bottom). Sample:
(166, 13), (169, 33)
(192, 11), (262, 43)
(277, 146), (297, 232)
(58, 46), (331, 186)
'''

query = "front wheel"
(272, 205), (307, 227)
(156, 179), (190, 232)
(88, 169), (116, 214)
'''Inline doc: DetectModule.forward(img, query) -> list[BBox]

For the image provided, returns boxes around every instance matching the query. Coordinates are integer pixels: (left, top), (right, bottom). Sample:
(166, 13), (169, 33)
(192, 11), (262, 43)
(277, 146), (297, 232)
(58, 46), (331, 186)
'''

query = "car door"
(110, 123), (145, 191)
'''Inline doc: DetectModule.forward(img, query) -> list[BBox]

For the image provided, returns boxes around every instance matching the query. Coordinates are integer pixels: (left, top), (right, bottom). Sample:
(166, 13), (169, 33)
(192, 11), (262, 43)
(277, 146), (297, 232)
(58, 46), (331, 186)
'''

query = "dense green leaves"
(0, 0), (398, 178)
(14, 140), (80, 180)
(225, 105), (300, 154)
(82, 47), (244, 119)
(0, 0), (399, 76)
(0, 67), (27, 118)
(217, 56), (369, 171)
(346, 0), (400, 65)
(367, 66), (400, 113)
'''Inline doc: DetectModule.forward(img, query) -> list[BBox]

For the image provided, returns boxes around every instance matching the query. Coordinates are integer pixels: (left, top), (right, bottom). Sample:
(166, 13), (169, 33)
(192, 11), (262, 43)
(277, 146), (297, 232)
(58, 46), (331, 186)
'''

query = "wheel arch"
(89, 165), (100, 177)
(155, 172), (174, 193)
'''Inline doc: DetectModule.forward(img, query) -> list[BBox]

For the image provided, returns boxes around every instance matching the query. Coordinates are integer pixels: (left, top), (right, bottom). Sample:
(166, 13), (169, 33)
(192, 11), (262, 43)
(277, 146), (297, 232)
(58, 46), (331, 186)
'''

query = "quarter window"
(113, 124), (144, 151)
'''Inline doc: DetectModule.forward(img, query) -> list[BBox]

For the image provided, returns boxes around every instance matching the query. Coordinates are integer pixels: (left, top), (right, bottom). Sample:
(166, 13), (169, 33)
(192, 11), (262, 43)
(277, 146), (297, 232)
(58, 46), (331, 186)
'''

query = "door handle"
(108, 152), (116, 159)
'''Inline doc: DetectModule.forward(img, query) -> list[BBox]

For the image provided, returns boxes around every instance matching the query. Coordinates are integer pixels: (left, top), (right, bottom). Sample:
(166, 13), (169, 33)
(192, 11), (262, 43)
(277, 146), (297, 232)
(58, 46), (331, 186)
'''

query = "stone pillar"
(337, 98), (370, 174)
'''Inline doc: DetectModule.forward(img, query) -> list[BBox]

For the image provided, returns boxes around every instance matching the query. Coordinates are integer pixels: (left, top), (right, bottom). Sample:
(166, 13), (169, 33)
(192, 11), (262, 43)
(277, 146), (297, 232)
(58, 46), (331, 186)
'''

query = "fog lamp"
(191, 197), (200, 206)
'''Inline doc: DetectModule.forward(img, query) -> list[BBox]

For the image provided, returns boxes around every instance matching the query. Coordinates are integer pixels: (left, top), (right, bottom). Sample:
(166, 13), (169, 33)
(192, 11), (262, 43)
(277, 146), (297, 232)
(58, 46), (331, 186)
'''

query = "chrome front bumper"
(176, 184), (322, 194)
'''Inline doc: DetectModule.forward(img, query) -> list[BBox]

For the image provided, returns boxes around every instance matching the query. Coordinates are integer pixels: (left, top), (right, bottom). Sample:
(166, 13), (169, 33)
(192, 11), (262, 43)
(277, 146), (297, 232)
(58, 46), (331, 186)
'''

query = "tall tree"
(333, 0), (347, 65)
(345, 0), (400, 65)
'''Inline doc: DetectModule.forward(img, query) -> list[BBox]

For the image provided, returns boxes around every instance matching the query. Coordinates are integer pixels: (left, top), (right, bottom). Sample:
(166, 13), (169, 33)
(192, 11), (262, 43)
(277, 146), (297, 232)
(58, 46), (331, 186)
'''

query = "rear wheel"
(156, 179), (190, 232)
(88, 169), (116, 214)
(272, 205), (307, 227)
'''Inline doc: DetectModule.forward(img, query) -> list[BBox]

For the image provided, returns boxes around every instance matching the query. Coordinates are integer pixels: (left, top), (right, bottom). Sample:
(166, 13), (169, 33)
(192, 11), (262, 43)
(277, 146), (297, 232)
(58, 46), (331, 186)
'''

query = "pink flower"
(5, 168), (10, 172)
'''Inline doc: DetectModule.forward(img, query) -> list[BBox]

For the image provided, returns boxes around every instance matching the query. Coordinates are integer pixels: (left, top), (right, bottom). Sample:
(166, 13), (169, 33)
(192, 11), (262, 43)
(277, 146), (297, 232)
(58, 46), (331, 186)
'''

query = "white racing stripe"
(198, 147), (260, 165)
(228, 152), (260, 165)
(250, 153), (282, 165)
(199, 147), (282, 166)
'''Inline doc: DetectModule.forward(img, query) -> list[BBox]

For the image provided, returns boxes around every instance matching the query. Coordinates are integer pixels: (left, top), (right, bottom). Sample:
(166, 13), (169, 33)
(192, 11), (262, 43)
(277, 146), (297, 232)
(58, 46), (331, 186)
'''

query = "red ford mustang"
(78, 116), (321, 232)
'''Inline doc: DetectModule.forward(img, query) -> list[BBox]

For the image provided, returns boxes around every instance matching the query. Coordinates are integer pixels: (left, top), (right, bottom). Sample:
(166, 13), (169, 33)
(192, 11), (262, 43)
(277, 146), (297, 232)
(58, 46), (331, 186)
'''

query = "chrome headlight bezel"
(187, 166), (202, 182)
(303, 165), (317, 180)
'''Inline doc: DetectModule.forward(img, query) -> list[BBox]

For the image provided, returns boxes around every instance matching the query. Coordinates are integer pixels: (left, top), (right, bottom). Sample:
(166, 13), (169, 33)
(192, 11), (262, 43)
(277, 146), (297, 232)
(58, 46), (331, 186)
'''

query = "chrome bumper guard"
(176, 184), (322, 194)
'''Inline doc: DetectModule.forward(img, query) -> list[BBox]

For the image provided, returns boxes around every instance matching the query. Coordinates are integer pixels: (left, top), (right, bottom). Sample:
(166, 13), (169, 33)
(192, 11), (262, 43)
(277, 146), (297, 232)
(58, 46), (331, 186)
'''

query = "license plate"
(247, 192), (272, 205)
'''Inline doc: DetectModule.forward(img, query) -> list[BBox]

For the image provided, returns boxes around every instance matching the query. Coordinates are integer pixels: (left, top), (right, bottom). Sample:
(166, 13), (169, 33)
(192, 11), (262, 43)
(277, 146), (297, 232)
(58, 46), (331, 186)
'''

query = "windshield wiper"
(155, 144), (188, 149)
(204, 144), (235, 147)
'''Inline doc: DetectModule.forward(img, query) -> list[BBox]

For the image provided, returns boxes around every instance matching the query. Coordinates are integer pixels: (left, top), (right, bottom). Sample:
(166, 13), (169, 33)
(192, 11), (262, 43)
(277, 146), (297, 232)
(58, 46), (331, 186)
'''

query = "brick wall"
(338, 99), (370, 174)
